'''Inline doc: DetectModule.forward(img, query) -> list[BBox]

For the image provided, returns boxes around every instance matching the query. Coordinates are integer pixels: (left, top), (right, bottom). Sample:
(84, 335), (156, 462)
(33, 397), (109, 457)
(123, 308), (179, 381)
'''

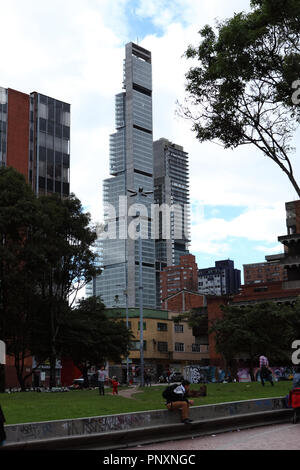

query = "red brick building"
(6, 88), (30, 179)
(160, 254), (198, 306)
(162, 289), (205, 312)
(243, 261), (287, 285)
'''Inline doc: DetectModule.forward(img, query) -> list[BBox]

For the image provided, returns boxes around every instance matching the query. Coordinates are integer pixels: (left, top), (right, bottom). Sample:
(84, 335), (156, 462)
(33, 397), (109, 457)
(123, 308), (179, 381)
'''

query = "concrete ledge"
(1, 397), (293, 450)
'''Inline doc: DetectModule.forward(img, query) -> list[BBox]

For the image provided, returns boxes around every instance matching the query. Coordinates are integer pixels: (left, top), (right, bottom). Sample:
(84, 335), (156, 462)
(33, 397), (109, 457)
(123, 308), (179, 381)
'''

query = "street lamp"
(116, 283), (129, 384)
(128, 187), (153, 387)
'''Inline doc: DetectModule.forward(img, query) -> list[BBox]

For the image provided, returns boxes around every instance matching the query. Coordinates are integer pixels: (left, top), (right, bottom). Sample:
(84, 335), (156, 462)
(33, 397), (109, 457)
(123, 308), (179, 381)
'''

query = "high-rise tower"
(0, 86), (70, 197)
(153, 138), (191, 306)
(94, 43), (156, 308)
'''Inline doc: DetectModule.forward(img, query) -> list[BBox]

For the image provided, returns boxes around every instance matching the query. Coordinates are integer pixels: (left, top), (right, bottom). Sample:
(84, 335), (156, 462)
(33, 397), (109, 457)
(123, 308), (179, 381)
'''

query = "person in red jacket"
(111, 376), (119, 395)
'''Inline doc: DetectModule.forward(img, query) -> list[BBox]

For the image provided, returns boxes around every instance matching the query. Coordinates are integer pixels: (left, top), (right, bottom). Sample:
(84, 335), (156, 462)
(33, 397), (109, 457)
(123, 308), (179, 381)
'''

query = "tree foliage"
(62, 297), (132, 387)
(0, 168), (43, 390)
(0, 167), (101, 389)
(182, 0), (300, 196)
(209, 300), (300, 379)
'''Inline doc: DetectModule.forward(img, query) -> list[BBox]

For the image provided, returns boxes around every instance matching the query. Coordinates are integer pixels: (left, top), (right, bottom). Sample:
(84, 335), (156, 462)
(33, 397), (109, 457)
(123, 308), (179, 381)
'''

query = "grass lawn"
(0, 381), (293, 425)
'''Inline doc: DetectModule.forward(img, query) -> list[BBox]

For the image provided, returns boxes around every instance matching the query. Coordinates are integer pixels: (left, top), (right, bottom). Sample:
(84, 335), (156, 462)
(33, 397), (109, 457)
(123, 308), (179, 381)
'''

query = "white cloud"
(255, 244), (283, 254)
(190, 203), (286, 257)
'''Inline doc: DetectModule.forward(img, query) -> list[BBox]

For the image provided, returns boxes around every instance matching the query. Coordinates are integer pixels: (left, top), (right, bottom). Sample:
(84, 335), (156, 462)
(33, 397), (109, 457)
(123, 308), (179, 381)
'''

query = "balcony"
(278, 233), (300, 245)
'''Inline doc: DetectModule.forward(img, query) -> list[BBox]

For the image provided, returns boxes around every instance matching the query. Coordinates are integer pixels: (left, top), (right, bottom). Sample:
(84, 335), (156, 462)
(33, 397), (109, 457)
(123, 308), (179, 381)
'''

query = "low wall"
(3, 396), (291, 450)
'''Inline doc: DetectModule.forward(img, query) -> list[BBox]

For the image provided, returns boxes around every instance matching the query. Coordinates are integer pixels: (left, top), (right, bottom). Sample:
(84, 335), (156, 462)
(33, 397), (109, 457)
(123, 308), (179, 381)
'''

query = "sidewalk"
(127, 422), (300, 450)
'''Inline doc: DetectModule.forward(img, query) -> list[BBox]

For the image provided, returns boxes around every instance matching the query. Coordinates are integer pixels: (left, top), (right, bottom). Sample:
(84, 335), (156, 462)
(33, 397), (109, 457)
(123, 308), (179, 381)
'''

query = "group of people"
(162, 356), (300, 425)
(97, 366), (119, 396)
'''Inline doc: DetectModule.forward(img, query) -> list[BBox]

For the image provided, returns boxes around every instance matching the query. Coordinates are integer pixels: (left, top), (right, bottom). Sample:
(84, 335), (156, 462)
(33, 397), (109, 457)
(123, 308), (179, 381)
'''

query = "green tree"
(173, 307), (208, 338)
(62, 297), (132, 387)
(0, 169), (101, 390)
(33, 194), (101, 388)
(182, 0), (300, 196)
(0, 167), (43, 391)
(210, 301), (295, 380)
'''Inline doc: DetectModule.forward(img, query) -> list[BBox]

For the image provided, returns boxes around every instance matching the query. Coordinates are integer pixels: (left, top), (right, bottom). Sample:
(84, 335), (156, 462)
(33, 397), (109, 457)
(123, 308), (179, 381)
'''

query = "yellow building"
(107, 308), (209, 381)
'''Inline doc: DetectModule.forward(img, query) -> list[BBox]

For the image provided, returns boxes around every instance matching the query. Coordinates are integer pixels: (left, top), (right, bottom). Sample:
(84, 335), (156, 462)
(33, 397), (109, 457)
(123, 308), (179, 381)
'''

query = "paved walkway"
(107, 385), (143, 399)
(128, 422), (300, 450)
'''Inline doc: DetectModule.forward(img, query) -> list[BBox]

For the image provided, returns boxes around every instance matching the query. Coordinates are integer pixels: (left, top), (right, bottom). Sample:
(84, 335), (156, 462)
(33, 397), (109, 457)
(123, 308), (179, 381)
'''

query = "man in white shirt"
(97, 366), (106, 396)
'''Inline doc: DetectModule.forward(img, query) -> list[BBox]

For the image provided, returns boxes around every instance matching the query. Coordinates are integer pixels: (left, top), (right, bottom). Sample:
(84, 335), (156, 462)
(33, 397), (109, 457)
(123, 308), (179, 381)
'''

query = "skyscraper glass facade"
(154, 139), (191, 306)
(29, 92), (70, 197)
(92, 43), (156, 308)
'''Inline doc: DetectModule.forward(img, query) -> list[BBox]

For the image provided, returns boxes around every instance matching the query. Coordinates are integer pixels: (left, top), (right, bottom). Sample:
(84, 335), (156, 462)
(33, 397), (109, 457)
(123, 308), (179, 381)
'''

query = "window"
(130, 341), (146, 351)
(157, 322), (168, 331)
(174, 324), (184, 333)
(192, 344), (201, 352)
(158, 342), (168, 352)
(175, 342), (184, 352)
(138, 322), (147, 331)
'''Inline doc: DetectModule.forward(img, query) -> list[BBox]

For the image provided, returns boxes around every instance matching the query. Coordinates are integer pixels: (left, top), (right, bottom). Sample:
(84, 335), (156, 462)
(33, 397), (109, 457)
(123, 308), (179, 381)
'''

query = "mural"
(185, 365), (297, 383)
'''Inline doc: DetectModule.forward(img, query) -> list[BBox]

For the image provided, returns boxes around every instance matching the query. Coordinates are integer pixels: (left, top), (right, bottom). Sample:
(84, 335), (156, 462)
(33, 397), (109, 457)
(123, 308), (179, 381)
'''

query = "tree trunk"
(15, 357), (26, 391)
(249, 357), (255, 382)
(49, 351), (57, 389)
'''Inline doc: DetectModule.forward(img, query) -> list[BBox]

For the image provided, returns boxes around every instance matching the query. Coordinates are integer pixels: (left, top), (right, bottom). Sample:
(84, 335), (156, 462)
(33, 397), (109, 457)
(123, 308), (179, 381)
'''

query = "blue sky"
(1, 0), (299, 284)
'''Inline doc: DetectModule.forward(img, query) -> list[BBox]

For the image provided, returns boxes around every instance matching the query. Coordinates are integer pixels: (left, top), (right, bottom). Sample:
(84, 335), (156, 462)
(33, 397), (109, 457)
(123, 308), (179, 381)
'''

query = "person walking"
(97, 366), (107, 396)
(144, 370), (151, 387)
(259, 355), (274, 386)
(0, 405), (6, 447)
(163, 380), (194, 424)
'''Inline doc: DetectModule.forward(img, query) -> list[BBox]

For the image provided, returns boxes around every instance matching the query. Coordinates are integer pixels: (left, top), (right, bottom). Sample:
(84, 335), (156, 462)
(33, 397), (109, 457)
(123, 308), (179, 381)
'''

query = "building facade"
(0, 87), (70, 197)
(92, 43), (156, 308)
(243, 261), (287, 285)
(160, 254), (198, 306)
(153, 138), (191, 307)
(105, 307), (209, 381)
(198, 259), (241, 296)
(278, 199), (300, 289)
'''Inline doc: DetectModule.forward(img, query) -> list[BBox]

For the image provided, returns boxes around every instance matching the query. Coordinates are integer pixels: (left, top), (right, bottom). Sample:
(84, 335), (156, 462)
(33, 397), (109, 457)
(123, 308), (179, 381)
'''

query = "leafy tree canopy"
(182, 0), (300, 196)
(62, 297), (132, 386)
(210, 300), (300, 370)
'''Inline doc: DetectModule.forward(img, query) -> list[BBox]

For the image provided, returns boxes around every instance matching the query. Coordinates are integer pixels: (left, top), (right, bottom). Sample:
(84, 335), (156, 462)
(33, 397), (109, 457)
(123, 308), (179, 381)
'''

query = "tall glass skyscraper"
(92, 42), (156, 308)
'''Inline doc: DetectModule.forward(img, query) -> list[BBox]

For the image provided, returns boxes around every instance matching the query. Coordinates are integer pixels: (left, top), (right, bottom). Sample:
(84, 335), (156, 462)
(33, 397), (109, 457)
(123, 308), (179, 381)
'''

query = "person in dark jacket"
(0, 405), (6, 446)
(293, 366), (300, 389)
(260, 365), (274, 386)
(164, 380), (194, 424)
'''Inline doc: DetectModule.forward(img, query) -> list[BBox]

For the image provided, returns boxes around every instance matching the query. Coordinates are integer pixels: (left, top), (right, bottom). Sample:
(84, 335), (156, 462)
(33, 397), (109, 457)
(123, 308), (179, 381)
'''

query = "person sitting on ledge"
(163, 380), (194, 424)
